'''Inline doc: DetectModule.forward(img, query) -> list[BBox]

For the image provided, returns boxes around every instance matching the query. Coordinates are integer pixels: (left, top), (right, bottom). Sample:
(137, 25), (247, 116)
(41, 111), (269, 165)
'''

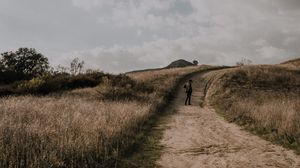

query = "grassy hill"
(281, 58), (300, 67)
(127, 59), (196, 74)
(202, 63), (300, 152)
(0, 64), (219, 167)
(0, 57), (299, 167)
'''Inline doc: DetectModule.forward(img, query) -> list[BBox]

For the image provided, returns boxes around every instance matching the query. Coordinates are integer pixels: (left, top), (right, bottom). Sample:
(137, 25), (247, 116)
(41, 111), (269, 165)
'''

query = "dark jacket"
(184, 83), (192, 94)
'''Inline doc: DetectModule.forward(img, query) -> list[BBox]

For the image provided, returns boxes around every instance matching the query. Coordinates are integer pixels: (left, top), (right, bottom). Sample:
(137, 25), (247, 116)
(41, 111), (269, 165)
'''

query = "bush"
(97, 75), (154, 101)
(0, 85), (14, 96)
(17, 78), (46, 93)
(0, 72), (107, 95)
(0, 71), (30, 84)
(0, 71), (154, 97)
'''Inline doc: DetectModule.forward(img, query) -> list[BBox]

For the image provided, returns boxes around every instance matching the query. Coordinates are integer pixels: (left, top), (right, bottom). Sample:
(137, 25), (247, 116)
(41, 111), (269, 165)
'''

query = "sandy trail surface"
(157, 71), (300, 168)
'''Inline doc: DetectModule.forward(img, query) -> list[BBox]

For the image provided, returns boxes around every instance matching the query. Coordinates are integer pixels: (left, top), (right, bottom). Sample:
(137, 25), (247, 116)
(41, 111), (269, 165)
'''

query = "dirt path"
(156, 71), (300, 168)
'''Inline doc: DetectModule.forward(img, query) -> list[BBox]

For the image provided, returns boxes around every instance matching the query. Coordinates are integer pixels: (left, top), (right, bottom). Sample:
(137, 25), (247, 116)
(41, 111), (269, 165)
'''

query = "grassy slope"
(0, 65), (221, 167)
(202, 64), (300, 152)
(120, 65), (227, 167)
(281, 58), (300, 67)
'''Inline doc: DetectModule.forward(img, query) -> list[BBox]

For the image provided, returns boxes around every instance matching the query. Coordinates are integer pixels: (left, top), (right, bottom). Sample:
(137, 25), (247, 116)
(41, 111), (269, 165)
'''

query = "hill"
(281, 58), (300, 67)
(165, 59), (195, 69)
(202, 64), (300, 152)
(0, 64), (216, 167)
(126, 59), (196, 74)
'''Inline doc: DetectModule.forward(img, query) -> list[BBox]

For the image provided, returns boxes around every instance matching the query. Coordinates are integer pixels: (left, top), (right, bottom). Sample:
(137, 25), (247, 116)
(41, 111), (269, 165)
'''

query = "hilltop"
(165, 59), (195, 69)
(127, 59), (196, 74)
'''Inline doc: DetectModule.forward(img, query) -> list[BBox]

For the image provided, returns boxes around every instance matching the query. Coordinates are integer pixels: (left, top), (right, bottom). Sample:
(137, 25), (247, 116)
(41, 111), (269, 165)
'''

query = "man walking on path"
(184, 80), (193, 105)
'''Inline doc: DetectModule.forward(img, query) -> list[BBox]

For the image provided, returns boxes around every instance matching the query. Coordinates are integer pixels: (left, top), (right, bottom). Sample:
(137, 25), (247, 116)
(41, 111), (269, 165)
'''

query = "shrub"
(0, 71), (29, 84)
(17, 78), (46, 93)
(0, 71), (107, 95)
(97, 75), (154, 101)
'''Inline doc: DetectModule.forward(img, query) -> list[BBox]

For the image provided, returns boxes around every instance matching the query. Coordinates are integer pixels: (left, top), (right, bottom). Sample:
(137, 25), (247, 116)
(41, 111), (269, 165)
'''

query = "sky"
(0, 0), (299, 73)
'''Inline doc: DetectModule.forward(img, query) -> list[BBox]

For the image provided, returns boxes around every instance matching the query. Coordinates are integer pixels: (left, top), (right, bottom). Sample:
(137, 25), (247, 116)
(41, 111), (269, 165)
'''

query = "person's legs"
(185, 93), (191, 105)
(185, 94), (188, 105)
(188, 94), (191, 105)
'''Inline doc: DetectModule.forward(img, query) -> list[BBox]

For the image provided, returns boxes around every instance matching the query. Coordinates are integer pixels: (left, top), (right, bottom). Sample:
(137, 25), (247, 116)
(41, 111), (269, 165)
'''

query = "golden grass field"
(0, 58), (299, 167)
(203, 63), (300, 152)
(0, 65), (210, 167)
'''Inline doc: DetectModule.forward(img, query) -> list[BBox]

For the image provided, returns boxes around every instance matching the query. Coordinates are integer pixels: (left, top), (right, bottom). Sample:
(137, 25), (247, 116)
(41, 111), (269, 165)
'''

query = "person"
(184, 79), (193, 105)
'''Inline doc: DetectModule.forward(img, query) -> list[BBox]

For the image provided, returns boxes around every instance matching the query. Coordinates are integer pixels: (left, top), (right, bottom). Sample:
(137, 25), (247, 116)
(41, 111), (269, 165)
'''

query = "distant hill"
(281, 58), (300, 67)
(165, 59), (195, 69)
(127, 59), (196, 74)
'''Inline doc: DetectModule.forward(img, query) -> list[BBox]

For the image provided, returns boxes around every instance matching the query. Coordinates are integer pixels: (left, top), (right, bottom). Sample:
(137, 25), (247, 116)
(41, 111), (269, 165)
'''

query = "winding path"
(156, 71), (300, 168)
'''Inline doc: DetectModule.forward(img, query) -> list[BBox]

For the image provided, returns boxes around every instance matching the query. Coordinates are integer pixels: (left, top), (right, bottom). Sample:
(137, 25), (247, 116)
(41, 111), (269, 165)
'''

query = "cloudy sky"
(0, 0), (299, 73)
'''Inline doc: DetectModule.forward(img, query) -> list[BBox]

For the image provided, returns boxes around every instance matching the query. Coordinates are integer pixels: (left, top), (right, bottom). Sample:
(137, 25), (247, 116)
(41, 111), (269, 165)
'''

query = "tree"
(236, 58), (252, 66)
(193, 60), (199, 65)
(0, 60), (4, 72)
(56, 65), (69, 74)
(70, 57), (84, 75)
(0, 48), (49, 77)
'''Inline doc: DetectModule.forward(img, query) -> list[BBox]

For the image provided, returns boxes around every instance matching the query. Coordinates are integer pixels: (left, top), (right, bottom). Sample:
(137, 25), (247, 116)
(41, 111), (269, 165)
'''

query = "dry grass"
(0, 95), (150, 167)
(0, 65), (211, 167)
(128, 66), (205, 82)
(281, 57), (300, 67)
(203, 64), (300, 151)
(128, 66), (208, 93)
(230, 96), (300, 135)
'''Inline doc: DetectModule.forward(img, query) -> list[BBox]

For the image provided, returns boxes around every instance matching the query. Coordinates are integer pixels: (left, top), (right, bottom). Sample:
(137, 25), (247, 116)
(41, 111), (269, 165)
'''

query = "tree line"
(0, 48), (89, 84)
(0, 48), (111, 96)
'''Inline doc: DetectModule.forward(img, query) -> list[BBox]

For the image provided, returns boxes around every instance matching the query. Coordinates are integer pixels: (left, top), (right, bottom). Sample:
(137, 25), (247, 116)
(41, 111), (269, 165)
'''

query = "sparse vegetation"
(236, 58), (252, 66)
(70, 57), (85, 75)
(203, 64), (300, 152)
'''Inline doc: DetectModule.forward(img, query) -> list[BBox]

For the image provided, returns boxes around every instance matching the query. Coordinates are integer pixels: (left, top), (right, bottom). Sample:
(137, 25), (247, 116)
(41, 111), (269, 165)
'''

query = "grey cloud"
(0, 0), (299, 73)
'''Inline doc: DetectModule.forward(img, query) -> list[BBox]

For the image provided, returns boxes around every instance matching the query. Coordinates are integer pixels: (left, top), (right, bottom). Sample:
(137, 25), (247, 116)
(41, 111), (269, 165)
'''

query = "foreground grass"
(0, 65), (213, 167)
(0, 96), (150, 167)
(203, 65), (300, 152)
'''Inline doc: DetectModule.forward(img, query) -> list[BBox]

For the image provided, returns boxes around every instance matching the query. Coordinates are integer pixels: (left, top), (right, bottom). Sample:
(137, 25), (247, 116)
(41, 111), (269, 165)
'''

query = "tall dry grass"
(204, 64), (300, 151)
(0, 96), (150, 167)
(230, 97), (300, 135)
(0, 65), (211, 167)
